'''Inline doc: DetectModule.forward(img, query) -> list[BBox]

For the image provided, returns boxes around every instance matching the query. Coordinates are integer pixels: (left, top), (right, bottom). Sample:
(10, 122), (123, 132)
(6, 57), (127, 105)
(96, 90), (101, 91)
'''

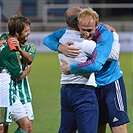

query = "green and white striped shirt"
(15, 43), (36, 104)
(1, 33), (36, 105)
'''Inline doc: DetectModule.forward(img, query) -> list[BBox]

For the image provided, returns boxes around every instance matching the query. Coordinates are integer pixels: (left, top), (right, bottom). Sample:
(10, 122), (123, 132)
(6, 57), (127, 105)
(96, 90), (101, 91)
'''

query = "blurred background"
(0, 0), (132, 31)
(0, 0), (132, 53)
(0, 0), (132, 52)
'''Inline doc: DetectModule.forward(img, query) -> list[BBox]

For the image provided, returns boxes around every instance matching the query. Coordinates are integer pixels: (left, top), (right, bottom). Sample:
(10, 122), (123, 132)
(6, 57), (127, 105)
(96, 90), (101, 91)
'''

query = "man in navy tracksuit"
(43, 7), (129, 133)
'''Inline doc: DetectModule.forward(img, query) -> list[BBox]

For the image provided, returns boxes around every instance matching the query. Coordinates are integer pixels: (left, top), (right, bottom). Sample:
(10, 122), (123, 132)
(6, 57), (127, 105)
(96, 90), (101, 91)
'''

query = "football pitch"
(9, 52), (133, 133)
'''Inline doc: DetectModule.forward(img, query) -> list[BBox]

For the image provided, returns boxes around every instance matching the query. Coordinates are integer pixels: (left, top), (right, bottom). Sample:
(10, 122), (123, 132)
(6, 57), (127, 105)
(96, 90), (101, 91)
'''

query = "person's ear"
(15, 32), (19, 38)
(95, 25), (98, 30)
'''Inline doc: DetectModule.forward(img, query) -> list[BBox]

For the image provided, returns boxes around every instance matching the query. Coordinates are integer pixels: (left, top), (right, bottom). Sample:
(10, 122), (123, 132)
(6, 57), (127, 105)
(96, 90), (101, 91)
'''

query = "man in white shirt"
(46, 7), (120, 133)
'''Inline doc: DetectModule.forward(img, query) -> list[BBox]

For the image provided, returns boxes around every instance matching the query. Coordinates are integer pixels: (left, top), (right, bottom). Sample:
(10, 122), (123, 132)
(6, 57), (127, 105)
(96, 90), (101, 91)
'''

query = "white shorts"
(11, 96), (34, 122)
(0, 70), (10, 107)
(11, 95), (27, 122)
(23, 102), (34, 121)
(0, 70), (12, 124)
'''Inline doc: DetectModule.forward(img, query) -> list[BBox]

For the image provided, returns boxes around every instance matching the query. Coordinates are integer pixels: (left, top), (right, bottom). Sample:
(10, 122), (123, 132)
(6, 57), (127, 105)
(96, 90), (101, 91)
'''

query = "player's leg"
(3, 124), (9, 133)
(0, 119), (9, 133)
(11, 96), (32, 133)
(0, 125), (9, 133)
(58, 109), (77, 133)
(22, 102), (34, 133)
(112, 124), (128, 133)
(75, 85), (99, 133)
(105, 77), (130, 133)
(15, 116), (32, 133)
(58, 85), (77, 133)
(0, 124), (4, 133)
(0, 108), (5, 133)
(97, 124), (106, 133)
(96, 88), (109, 133)
(0, 107), (12, 133)
(3, 106), (12, 133)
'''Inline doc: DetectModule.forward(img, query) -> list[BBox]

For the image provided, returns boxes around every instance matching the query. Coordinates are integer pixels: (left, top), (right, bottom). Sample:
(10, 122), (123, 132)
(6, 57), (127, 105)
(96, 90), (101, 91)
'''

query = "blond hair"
(77, 8), (99, 26)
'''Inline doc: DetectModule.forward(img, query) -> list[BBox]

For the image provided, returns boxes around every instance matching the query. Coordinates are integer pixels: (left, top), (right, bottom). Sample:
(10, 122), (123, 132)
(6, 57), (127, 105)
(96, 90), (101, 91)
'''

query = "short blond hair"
(77, 8), (99, 26)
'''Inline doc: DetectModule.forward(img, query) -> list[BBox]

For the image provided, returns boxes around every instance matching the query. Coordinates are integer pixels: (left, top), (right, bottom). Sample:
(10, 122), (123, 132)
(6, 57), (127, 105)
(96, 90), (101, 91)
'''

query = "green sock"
(14, 128), (28, 133)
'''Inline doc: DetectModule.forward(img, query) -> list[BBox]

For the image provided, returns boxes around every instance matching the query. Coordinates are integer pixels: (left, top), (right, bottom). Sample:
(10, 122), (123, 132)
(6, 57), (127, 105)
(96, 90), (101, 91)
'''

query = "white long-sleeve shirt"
(59, 29), (97, 86)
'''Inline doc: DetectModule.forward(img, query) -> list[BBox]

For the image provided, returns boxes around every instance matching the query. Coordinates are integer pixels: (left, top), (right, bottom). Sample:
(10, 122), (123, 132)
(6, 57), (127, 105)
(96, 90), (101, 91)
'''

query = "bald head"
(64, 7), (83, 29)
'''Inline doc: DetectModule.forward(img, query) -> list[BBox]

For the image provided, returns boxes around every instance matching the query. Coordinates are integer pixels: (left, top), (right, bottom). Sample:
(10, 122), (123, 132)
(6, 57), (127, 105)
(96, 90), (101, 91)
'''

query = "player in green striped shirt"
(0, 38), (31, 133)
(0, 14), (36, 133)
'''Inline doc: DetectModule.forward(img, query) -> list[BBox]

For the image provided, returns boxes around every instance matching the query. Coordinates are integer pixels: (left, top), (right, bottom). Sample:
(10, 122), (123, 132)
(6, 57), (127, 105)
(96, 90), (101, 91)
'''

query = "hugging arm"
(43, 28), (66, 51)
(61, 30), (114, 74)
(43, 28), (80, 57)
(108, 32), (120, 61)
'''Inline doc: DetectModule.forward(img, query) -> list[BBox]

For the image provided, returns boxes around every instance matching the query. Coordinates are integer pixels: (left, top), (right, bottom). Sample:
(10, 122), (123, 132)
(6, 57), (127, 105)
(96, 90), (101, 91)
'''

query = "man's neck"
(68, 26), (79, 31)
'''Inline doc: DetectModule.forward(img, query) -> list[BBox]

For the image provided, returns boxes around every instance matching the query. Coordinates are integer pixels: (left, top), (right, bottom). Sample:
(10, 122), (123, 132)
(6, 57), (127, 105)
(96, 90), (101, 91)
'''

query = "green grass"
(9, 52), (133, 133)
